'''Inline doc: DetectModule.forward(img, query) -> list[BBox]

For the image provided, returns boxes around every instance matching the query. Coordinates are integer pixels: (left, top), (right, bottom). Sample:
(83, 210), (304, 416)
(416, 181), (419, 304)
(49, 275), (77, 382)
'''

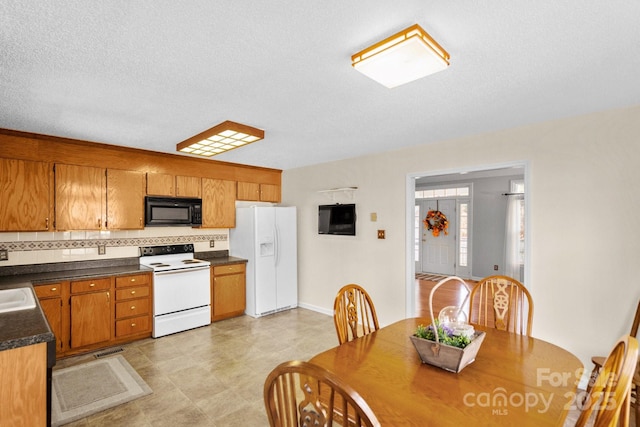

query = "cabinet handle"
(89, 283), (95, 287)
(45, 217), (49, 230)
(98, 218), (101, 228)
(130, 278), (136, 282)
(51, 287), (57, 291)
(131, 323), (136, 327)
(131, 290), (136, 295)
(107, 291), (110, 303)
(139, 218), (142, 226)
(130, 305), (136, 310)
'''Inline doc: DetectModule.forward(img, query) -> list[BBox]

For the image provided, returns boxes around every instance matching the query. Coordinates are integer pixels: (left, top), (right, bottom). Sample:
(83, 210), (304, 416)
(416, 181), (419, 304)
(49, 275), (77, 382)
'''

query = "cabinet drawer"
(34, 283), (62, 298)
(115, 286), (149, 301)
(115, 299), (149, 319)
(213, 263), (245, 275)
(115, 315), (150, 337)
(115, 274), (150, 288)
(70, 278), (111, 294)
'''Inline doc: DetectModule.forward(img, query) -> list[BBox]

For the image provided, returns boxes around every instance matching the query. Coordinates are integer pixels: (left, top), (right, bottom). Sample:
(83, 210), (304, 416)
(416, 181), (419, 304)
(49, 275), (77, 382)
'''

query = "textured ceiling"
(1, 1), (639, 170)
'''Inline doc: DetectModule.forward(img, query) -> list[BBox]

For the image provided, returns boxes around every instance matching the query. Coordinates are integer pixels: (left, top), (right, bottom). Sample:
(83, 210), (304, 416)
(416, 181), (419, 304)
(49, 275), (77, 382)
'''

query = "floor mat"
(51, 354), (151, 426)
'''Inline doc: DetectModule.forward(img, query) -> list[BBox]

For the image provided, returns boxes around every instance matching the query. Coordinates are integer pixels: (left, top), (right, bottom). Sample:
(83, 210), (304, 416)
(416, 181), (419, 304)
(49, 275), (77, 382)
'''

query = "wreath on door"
(423, 210), (449, 237)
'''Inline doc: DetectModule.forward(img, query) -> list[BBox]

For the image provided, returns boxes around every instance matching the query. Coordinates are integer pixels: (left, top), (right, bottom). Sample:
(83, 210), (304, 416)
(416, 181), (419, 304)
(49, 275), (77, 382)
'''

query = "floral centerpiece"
(410, 276), (486, 373)
(415, 321), (472, 349)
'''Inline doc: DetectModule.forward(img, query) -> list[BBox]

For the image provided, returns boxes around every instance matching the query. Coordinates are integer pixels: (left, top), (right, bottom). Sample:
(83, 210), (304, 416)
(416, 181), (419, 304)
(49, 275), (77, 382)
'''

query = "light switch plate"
(0, 249), (8, 261)
(98, 245), (106, 255)
(377, 230), (385, 239)
(209, 240), (215, 248)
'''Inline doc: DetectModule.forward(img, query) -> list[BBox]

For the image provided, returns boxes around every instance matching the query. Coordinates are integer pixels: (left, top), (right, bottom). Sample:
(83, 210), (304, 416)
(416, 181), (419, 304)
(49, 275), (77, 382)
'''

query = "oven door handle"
(154, 265), (210, 276)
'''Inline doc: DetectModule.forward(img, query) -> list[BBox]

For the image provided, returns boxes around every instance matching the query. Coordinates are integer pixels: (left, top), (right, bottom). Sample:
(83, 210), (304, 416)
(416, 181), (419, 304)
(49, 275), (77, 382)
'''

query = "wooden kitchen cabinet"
(211, 263), (246, 321)
(236, 181), (260, 200)
(202, 178), (236, 228)
(54, 164), (144, 230)
(114, 273), (152, 338)
(70, 277), (112, 349)
(260, 183), (281, 202)
(34, 282), (68, 357)
(0, 157), (52, 231)
(237, 181), (281, 203)
(106, 168), (145, 229)
(0, 342), (47, 426)
(55, 163), (105, 230)
(35, 272), (152, 359)
(146, 172), (175, 196)
(176, 175), (201, 198)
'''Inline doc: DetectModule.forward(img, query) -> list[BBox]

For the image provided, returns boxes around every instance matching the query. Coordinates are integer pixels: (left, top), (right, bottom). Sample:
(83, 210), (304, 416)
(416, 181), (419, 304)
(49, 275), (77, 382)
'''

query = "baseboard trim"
(297, 302), (332, 317)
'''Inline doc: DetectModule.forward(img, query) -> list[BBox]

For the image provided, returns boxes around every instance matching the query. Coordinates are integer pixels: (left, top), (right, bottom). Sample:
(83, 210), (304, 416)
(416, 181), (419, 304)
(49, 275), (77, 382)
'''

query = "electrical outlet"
(377, 230), (385, 239)
(209, 240), (215, 248)
(0, 249), (7, 261)
(493, 264), (499, 271)
(98, 245), (106, 255)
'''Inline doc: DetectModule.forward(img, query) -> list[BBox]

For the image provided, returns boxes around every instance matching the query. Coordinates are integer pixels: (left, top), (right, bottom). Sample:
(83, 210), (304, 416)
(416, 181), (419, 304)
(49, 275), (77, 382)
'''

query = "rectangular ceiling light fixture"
(351, 24), (450, 89)
(177, 120), (264, 157)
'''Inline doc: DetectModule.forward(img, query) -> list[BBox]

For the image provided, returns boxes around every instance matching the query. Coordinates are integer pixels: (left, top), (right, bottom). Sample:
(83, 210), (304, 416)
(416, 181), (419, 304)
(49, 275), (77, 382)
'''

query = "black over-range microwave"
(144, 196), (202, 226)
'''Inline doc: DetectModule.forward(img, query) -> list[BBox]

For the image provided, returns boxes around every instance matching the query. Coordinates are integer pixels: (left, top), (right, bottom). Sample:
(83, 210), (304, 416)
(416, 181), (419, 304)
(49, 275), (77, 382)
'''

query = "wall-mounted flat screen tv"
(318, 204), (356, 236)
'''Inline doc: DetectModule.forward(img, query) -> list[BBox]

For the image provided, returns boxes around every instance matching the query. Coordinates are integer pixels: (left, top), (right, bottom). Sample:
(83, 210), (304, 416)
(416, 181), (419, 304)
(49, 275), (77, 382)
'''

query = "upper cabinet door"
(0, 158), (51, 231)
(146, 172), (175, 196)
(260, 184), (281, 203)
(202, 178), (236, 228)
(236, 181), (260, 201)
(55, 164), (105, 231)
(176, 175), (201, 198)
(106, 169), (145, 229)
(237, 181), (281, 202)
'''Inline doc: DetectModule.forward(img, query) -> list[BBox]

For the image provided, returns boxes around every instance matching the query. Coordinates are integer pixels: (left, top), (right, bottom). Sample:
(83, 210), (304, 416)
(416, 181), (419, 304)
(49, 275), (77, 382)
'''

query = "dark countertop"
(198, 255), (248, 267)
(0, 251), (247, 356)
(0, 264), (153, 286)
(0, 282), (56, 367)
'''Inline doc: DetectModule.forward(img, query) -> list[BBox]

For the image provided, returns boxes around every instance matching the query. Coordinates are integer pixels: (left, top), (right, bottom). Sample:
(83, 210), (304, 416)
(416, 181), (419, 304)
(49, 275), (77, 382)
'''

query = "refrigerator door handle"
(274, 225), (279, 266)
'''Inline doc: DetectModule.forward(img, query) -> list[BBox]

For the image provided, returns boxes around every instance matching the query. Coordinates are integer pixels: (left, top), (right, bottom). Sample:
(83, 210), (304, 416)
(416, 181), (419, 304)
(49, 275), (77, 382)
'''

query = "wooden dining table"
(309, 318), (583, 426)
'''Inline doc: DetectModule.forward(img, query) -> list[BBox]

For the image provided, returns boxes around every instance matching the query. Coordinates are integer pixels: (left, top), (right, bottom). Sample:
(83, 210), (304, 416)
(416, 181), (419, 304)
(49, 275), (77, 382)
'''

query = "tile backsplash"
(0, 227), (228, 266)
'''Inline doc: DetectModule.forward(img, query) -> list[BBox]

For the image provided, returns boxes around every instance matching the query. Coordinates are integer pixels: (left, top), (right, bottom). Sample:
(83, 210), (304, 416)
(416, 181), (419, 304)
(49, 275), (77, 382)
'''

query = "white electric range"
(139, 244), (211, 338)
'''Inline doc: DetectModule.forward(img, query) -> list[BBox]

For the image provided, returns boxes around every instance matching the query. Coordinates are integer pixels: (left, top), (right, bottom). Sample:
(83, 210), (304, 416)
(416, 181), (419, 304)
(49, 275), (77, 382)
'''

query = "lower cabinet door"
(213, 273), (245, 320)
(70, 291), (111, 348)
(39, 297), (65, 355)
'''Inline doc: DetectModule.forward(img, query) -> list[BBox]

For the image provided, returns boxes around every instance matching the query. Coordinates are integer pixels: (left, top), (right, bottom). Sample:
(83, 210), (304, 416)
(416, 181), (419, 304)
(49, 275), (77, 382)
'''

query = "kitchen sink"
(0, 287), (36, 314)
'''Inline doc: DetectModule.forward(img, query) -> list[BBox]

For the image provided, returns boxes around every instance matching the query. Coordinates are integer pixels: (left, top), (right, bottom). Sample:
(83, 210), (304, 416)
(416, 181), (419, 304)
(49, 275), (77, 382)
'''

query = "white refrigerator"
(229, 206), (298, 318)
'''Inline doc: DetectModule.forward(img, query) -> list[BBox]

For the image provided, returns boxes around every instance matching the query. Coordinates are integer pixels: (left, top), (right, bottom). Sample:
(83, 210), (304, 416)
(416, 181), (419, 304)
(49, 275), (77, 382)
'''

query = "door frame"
(404, 160), (531, 318)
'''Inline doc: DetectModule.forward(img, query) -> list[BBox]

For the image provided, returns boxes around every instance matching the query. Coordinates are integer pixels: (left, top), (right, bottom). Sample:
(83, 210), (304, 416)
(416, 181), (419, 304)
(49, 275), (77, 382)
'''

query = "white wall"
(283, 105), (640, 378)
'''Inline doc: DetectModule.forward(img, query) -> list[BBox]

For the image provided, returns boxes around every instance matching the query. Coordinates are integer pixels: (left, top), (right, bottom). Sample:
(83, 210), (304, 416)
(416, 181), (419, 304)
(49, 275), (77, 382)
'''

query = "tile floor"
(55, 308), (338, 426)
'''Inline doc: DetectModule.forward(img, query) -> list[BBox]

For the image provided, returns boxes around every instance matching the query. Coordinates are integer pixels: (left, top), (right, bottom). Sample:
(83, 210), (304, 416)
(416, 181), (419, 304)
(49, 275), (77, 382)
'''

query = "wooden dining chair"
(333, 284), (379, 345)
(575, 335), (639, 427)
(468, 275), (533, 336)
(264, 360), (381, 427)
(586, 299), (640, 425)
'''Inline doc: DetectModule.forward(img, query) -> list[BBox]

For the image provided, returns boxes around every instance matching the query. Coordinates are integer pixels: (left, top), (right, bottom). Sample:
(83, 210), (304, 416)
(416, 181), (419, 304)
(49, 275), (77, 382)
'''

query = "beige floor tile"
(56, 308), (336, 426)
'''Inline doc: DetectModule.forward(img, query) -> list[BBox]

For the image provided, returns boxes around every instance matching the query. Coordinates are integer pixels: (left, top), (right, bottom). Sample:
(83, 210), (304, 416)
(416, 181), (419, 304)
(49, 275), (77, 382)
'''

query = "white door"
(421, 199), (456, 275)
